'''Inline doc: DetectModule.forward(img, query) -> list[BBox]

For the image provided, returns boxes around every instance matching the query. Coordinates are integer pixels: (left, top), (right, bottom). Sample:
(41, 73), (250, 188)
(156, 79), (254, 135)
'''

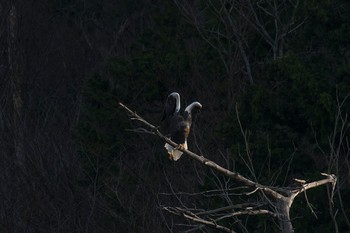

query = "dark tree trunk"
(8, 2), (25, 167)
(277, 198), (294, 233)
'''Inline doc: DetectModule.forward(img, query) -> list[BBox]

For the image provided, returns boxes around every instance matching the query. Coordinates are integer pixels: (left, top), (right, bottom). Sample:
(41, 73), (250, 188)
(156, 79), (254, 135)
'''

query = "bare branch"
(294, 173), (337, 195)
(120, 102), (337, 233)
(215, 209), (278, 221)
(163, 207), (236, 233)
(119, 102), (283, 199)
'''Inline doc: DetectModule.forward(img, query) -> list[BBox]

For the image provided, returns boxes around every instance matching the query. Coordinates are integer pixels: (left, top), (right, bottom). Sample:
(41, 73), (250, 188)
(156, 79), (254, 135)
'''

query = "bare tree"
(172, 0), (305, 86)
(173, 0), (254, 84)
(119, 102), (336, 233)
(312, 92), (350, 233)
(243, 0), (304, 60)
(7, 1), (25, 167)
(52, 0), (154, 60)
(0, 1), (95, 232)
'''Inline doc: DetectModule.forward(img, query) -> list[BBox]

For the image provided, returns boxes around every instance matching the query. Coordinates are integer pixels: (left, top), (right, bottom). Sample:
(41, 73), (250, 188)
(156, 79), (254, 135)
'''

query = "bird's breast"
(184, 126), (190, 137)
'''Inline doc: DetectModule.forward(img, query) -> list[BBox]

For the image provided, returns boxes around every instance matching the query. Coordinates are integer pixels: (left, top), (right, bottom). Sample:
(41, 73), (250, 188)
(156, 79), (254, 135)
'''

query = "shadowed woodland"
(1, 0), (350, 232)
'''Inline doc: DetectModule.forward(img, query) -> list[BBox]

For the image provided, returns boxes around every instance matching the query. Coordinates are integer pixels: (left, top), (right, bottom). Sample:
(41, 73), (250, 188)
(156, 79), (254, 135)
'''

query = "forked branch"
(119, 102), (337, 233)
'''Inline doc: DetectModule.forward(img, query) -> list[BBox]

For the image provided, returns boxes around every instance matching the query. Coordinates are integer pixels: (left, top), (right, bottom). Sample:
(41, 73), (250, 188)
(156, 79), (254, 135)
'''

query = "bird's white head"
(185, 101), (202, 113)
(168, 92), (181, 112)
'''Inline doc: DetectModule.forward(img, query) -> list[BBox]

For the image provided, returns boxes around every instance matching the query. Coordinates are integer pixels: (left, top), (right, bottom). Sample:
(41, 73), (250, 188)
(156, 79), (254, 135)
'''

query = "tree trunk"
(8, 2), (25, 167)
(276, 198), (294, 233)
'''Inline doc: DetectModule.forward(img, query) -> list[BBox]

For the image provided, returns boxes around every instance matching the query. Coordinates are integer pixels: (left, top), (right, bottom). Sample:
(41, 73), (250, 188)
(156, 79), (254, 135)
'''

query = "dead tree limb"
(119, 102), (337, 233)
(163, 207), (236, 233)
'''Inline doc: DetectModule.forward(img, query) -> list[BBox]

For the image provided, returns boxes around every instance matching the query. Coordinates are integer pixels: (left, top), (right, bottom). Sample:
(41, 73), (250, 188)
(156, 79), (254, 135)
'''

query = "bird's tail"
(164, 141), (187, 161)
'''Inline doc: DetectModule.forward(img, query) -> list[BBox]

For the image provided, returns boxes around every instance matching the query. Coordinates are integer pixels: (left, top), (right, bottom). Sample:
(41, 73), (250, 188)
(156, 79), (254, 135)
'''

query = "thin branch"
(159, 186), (251, 197)
(303, 189), (318, 219)
(215, 209), (278, 222)
(196, 203), (261, 216)
(236, 104), (256, 180)
(163, 207), (236, 233)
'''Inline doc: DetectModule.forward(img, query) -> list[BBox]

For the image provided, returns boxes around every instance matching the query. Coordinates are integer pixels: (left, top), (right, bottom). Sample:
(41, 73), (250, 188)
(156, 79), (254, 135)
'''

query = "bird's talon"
(168, 152), (174, 161)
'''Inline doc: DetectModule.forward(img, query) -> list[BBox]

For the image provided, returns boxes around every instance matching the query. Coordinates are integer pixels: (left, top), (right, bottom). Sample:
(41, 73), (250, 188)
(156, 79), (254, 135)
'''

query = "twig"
(163, 207), (236, 233)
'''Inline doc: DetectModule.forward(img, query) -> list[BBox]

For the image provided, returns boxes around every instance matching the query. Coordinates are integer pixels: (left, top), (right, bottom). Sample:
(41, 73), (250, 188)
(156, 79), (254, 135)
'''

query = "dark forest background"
(1, 0), (350, 232)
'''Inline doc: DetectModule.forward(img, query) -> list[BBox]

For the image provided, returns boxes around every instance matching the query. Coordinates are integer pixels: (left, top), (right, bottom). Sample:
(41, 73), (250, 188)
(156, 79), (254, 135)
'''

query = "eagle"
(161, 92), (202, 161)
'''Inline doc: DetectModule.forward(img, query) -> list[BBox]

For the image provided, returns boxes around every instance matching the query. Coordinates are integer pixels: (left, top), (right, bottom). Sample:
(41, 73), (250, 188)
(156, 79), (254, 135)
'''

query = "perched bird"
(161, 92), (202, 161)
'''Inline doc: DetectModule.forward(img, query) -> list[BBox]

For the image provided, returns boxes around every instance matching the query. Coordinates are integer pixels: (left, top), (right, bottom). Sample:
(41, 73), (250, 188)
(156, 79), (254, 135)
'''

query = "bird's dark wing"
(161, 93), (179, 122)
(160, 93), (180, 137)
(161, 99), (175, 122)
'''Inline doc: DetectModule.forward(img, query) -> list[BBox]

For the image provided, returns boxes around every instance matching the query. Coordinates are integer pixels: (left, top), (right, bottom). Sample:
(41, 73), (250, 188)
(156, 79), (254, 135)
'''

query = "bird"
(161, 92), (202, 161)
